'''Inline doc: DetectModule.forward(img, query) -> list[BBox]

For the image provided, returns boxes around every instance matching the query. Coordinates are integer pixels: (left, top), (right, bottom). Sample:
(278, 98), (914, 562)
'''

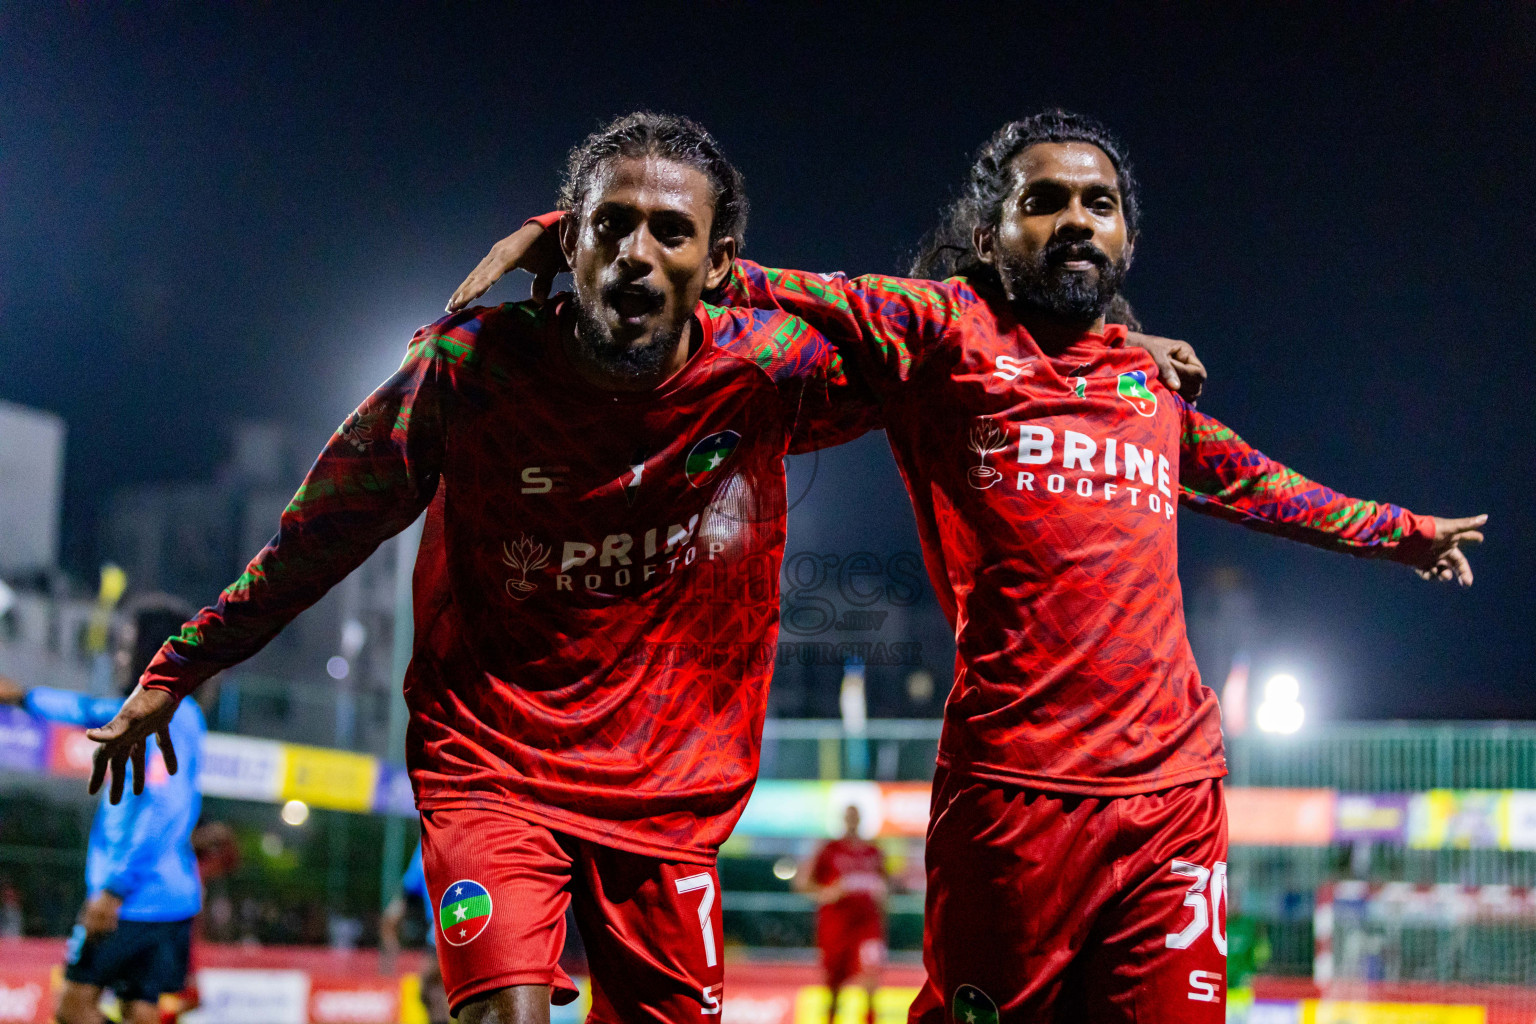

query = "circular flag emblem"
(685, 430), (742, 488)
(952, 984), (999, 1024)
(438, 879), (493, 946)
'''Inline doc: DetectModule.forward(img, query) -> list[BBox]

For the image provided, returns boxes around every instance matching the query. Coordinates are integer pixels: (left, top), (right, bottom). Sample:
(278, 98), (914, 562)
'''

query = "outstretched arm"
(447, 212), (962, 396)
(22, 686), (123, 729)
(446, 213), (1207, 396)
(87, 322), (455, 802)
(1177, 396), (1485, 583)
(0, 678), (124, 728)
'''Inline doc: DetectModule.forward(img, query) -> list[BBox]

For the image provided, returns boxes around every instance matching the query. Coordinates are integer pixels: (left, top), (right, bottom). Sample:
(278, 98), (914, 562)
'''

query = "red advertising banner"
(0, 971), (51, 1024)
(307, 977), (400, 1024)
(1226, 788), (1336, 846)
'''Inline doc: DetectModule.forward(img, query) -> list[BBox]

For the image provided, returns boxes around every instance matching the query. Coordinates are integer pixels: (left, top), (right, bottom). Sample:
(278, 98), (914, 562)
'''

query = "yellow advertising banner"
(792, 985), (922, 1024)
(1408, 790), (1509, 850)
(281, 744), (379, 812)
(1302, 1000), (1485, 1024)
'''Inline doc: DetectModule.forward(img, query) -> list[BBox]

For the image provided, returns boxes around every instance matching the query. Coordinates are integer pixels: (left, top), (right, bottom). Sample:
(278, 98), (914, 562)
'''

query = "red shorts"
(818, 902), (886, 987)
(420, 804), (725, 1022)
(909, 771), (1228, 1024)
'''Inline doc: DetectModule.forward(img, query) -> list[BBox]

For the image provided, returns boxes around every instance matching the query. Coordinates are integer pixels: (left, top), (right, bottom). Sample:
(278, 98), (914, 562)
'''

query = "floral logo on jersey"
(952, 984), (999, 1024)
(502, 535), (551, 600)
(439, 879), (493, 946)
(1117, 370), (1158, 417)
(338, 409), (383, 452)
(685, 430), (741, 488)
(967, 419), (1008, 490)
(1072, 376), (1087, 399)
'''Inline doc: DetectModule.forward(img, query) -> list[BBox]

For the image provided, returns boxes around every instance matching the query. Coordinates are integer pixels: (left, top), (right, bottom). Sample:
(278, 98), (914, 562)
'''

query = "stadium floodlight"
(1256, 673), (1305, 735)
(281, 799), (310, 826)
(772, 857), (798, 882)
(1264, 673), (1299, 704)
(326, 656), (350, 680)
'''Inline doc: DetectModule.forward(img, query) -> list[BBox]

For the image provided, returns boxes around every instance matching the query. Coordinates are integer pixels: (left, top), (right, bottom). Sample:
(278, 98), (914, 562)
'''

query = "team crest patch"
(952, 983), (999, 1024)
(685, 430), (741, 488)
(439, 879), (493, 946)
(1117, 370), (1158, 417)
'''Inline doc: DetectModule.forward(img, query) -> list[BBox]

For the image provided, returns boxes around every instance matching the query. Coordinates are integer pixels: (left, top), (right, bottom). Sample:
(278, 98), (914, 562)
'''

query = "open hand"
(86, 684), (179, 804)
(1413, 514), (1487, 586)
(1126, 332), (1206, 401)
(447, 219), (568, 313)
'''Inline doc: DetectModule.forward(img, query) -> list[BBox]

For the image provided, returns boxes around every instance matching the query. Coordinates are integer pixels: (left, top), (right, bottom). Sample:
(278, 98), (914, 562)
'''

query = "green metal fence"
(1227, 723), (1536, 790)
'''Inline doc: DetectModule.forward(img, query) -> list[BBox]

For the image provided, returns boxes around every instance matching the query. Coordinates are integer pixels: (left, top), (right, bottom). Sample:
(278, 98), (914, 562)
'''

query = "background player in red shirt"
(802, 806), (888, 1024)
(81, 113), (884, 1024)
(451, 110), (1485, 1023)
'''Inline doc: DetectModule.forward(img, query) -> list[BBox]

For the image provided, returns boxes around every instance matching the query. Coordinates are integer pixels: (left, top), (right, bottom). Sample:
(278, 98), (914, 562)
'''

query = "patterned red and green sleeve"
(139, 316), (464, 699)
(703, 304), (882, 455)
(715, 259), (976, 399)
(1175, 395), (1437, 561)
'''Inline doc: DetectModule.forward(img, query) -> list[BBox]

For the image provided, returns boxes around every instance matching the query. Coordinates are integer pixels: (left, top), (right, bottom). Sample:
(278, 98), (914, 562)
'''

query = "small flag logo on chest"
(439, 879), (493, 945)
(685, 430), (741, 487)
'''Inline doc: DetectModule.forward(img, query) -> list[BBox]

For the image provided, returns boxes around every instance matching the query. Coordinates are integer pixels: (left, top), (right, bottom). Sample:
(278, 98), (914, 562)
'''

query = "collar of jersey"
(1003, 315), (1130, 371)
(543, 295), (718, 403)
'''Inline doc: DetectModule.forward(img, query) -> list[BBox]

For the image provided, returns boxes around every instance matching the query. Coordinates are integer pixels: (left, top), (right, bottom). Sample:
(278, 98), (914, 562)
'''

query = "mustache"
(601, 278), (665, 309)
(1041, 240), (1110, 268)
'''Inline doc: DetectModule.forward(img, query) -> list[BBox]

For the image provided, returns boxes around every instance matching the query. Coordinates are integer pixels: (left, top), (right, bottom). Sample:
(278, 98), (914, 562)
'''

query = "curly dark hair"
(557, 111), (748, 249)
(910, 109), (1140, 288)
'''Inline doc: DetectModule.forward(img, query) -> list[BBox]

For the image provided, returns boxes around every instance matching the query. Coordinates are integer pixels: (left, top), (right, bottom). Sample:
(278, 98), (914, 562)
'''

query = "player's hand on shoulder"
(1126, 331), (1206, 401)
(1413, 514), (1487, 587)
(86, 684), (181, 804)
(447, 218), (569, 313)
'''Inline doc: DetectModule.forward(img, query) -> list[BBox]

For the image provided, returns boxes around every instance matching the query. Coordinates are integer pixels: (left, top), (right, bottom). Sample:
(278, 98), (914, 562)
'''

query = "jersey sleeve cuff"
(1387, 511), (1438, 564)
(524, 211), (565, 230)
(139, 647), (212, 700)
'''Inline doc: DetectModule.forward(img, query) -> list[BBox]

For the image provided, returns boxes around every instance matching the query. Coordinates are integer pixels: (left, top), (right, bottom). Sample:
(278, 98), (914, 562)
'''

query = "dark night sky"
(1, 4), (1531, 720)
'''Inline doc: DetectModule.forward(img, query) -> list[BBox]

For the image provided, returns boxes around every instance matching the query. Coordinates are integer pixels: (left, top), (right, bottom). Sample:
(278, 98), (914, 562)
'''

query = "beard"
(572, 283), (687, 384)
(998, 238), (1130, 325)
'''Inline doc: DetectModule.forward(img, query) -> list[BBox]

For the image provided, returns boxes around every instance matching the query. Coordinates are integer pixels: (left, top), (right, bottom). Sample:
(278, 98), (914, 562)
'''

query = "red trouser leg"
(913, 770), (1227, 1024)
(573, 840), (726, 1023)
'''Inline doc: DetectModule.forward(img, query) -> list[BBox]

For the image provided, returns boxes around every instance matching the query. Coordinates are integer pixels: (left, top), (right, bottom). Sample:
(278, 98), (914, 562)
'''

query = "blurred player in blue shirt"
(0, 601), (203, 1024)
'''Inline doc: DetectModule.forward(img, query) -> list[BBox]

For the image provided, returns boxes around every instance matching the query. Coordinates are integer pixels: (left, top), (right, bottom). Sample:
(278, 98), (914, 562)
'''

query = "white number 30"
(1164, 859), (1227, 955)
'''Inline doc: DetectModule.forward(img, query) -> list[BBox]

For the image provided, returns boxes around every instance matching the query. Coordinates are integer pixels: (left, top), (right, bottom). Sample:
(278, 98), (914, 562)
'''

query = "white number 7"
(1165, 860), (1210, 950)
(675, 872), (718, 968)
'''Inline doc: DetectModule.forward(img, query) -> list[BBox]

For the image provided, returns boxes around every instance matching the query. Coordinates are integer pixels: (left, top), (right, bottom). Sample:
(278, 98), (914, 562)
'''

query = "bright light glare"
(281, 799), (310, 826)
(326, 656), (350, 680)
(1264, 673), (1299, 703)
(772, 857), (798, 882)
(1257, 673), (1305, 734)
(1256, 699), (1305, 734)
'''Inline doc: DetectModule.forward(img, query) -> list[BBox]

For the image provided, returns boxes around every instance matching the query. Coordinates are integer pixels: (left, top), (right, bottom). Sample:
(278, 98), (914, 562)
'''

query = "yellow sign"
(1302, 999), (1485, 1024)
(1408, 790), (1508, 850)
(793, 986), (921, 1024)
(281, 744), (379, 812)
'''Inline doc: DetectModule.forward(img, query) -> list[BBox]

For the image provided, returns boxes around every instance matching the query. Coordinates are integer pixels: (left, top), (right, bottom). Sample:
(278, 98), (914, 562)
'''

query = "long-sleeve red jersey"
(141, 297), (876, 862)
(720, 260), (1437, 794)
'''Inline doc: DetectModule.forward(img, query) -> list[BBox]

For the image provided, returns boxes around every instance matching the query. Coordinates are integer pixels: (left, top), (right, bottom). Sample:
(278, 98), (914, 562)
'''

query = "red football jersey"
(142, 297), (875, 862)
(811, 836), (888, 922)
(722, 262), (1437, 795)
